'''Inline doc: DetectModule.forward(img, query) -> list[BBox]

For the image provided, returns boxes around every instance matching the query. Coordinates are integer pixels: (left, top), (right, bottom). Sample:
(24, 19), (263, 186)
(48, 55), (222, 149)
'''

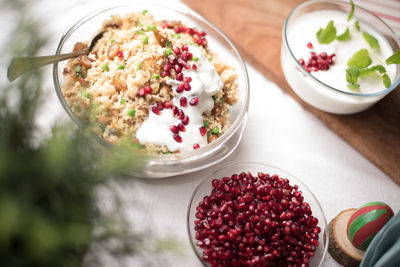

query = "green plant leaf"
(386, 49), (400, 64)
(363, 32), (380, 49)
(337, 27), (351, 41)
(316, 21), (337, 44)
(354, 20), (360, 31)
(346, 65), (360, 84)
(382, 74), (391, 88)
(347, 49), (372, 68)
(360, 65), (387, 76)
(348, 0), (355, 21)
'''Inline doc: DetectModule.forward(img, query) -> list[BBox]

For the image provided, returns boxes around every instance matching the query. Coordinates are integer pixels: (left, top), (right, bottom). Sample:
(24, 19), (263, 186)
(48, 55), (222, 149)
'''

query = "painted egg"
(347, 201), (394, 250)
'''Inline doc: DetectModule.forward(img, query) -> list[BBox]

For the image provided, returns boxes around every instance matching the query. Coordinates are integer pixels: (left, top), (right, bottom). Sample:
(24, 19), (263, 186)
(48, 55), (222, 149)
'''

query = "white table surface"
(2, 0), (400, 266)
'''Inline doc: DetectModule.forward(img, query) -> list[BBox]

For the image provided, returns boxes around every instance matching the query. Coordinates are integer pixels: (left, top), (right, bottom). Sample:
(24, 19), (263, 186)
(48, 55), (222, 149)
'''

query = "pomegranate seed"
(178, 123), (186, 132)
(164, 101), (173, 109)
(298, 58), (305, 65)
(173, 134), (182, 143)
(138, 88), (145, 97)
(174, 25), (181, 33)
(172, 46), (181, 55)
(182, 115), (189, 125)
(199, 126), (206, 136)
(79, 78), (88, 87)
(144, 85), (152, 94)
(156, 101), (164, 110)
(161, 22), (169, 28)
(182, 44), (188, 51)
(169, 125), (179, 134)
(174, 64), (182, 73)
(168, 55), (176, 64)
(163, 64), (172, 71)
(176, 72), (184, 81)
(184, 77), (192, 83)
(193, 143), (200, 149)
(184, 82), (191, 91)
(190, 97), (199, 106)
(192, 64), (198, 70)
(116, 51), (124, 58)
(177, 109), (185, 120)
(172, 106), (178, 116)
(161, 70), (169, 77)
(176, 84), (184, 93)
(307, 42), (313, 49)
(151, 106), (160, 115)
(180, 97), (187, 107)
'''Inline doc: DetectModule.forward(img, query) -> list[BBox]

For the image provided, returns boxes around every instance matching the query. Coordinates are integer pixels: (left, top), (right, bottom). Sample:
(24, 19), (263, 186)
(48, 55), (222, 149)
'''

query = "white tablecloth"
(2, 0), (400, 266)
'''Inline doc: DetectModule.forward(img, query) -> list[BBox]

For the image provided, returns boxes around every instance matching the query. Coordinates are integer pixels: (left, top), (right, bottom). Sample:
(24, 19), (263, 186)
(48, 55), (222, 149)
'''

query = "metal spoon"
(7, 31), (105, 82)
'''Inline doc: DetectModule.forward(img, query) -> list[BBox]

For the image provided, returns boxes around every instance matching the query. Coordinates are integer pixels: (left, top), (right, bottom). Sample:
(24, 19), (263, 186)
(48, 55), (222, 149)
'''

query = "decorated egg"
(347, 201), (394, 250)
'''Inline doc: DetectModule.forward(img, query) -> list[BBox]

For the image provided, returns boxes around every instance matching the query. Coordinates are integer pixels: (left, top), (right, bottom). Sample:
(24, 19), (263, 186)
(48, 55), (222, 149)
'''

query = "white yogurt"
(136, 45), (223, 152)
(282, 9), (398, 114)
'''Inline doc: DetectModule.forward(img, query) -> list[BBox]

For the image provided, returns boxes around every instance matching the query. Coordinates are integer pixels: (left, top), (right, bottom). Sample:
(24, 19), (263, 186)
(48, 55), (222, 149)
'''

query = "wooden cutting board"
(183, 0), (400, 185)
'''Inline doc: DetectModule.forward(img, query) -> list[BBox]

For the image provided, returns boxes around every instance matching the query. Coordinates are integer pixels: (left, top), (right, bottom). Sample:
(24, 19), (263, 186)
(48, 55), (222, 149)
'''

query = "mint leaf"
(348, 0), (355, 21)
(348, 83), (360, 90)
(316, 21), (337, 44)
(347, 49), (372, 68)
(382, 74), (391, 88)
(337, 27), (351, 41)
(346, 65), (360, 84)
(386, 49), (400, 64)
(354, 21), (360, 31)
(360, 65), (386, 76)
(363, 32), (380, 49)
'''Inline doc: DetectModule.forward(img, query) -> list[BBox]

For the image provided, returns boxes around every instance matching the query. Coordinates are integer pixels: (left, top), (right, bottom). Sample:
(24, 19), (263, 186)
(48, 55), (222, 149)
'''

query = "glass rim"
(186, 161), (329, 266)
(52, 1), (250, 163)
(283, 0), (400, 97)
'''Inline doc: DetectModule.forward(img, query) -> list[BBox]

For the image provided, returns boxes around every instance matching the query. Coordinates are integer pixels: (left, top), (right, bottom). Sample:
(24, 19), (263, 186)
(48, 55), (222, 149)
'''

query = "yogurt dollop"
(136, 45), (223, 152)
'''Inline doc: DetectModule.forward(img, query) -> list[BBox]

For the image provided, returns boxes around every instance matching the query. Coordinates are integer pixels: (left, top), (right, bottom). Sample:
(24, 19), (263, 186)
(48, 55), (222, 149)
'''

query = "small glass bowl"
(187, 162), (328, 266)
(281, 0), (400, 114)
(53, 2), (249, 178)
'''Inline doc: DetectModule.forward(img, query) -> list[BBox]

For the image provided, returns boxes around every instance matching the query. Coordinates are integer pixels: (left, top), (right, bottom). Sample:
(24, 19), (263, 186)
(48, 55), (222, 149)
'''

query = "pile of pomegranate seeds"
(299, 42), (335, 73)
(194, 172), (320, 267)
(161, 22), (207, 47)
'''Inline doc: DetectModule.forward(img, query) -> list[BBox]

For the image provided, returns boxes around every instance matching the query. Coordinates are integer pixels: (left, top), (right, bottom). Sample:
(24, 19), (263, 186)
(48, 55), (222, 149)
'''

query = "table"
(4, 0), (400, 266)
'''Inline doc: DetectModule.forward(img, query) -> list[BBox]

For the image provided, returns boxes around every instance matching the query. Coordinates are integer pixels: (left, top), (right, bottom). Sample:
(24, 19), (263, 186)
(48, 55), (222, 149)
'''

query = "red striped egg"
(347, 201), (394, 250)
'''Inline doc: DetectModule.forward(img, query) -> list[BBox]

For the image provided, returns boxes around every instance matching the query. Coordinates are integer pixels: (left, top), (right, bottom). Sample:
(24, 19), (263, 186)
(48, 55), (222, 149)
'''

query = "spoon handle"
(7, 48), (89, 82)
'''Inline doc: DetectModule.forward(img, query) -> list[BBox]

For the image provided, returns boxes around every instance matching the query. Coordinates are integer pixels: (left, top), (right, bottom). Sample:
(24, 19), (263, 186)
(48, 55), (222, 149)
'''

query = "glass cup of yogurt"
(281, 0), (400, 114)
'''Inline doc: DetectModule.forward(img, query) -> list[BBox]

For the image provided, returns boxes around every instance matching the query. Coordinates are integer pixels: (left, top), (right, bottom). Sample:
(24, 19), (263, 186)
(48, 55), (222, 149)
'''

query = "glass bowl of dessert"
(187, 162), (328, 266)
(53, 1), (249, 178)
(281, 0), (400, 114)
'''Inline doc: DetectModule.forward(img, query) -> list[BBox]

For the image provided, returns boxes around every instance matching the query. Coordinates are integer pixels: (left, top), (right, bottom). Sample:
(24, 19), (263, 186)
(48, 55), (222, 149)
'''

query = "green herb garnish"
(74, 65), (81, 73)
(146, 24), (156, 31)
(347, 49), (371, 68)
(337, 27), (351, 41)
(151, 73), (160, 80)
(128, 109), (136, 117)
(203, 120), (209, 128)
(192, 57), (199, 62)
(363, 32), (380, 49)
(101, 64), (109, 72)
(346, 65), (360, 89)
(348, 0), (355, 21)
(81, 91), (91, 99)
(212, 127), (220, 135)
(138, 21), (143, 27)
(120, 98), (126, 104)
(359, 65), (386, 76)
(118, 64), (125, 70)
(172, 34), (181, 39)
(142, 9), (148, 15)
(165, 40), (172, 48)
(354, 21), (360, 31)
(220, 97), (225, 103)
(110, 38), (116, 44)
(208, 57), (213, 62)
(316, 20), (337, 44)
(142, 36), (149, 45)
(137, 61), (142, 70)
(135, 29), (144, 35)
(164, 48), (173, 56)
(386, 49), (400, 64)
(382, 74), (391, 88)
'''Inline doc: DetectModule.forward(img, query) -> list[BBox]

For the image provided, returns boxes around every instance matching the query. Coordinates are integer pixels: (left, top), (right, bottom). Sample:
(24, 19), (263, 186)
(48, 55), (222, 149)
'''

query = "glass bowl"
(53, 2), (249, 178)
(187, 162), (328, 266)
(281, 0), (400, 114)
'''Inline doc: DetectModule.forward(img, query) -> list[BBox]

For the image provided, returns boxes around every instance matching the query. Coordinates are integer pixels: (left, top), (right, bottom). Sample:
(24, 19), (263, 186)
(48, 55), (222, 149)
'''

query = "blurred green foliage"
(0, 1), (146, 266)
